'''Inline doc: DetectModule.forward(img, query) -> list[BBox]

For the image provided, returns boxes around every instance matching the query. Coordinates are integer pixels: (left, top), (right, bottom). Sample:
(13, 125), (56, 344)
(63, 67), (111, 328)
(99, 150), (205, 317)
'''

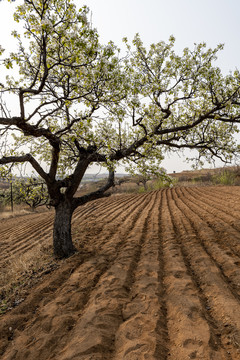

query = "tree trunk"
(53, 200), (76, 258)
(142, 180), (147, 191)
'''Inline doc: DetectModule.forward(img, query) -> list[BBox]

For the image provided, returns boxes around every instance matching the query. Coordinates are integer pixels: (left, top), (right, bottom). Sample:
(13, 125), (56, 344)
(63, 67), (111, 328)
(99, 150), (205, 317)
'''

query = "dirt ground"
(1, 186), (240, 359)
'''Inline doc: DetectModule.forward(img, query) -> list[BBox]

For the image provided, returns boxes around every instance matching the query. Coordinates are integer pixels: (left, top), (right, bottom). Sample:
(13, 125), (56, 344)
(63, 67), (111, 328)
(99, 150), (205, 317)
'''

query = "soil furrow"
(72, 194), (133, 221)
(0, 223), (53, 265)
(163, 189), (226, 360)
(0, 215), (53, 249)
(74, 193), (153, 258)
(192, 186), (240, 211)
(74, 193), (148, 234)
(112, 191), (168, 360)
(0, 193), (154, 359)
(91, 194), (142, 223)
(54, 192), (158, 360)
(1, 187), (240, 359)
(170, 188), (240, 359)
(0, 255), (110, 360)
(186, 187), (240, 228)
(73, 194), (141, 224)
(172, 189), (240, 301)
(0, 221), (52, 253)
(175, 187), (240, 257)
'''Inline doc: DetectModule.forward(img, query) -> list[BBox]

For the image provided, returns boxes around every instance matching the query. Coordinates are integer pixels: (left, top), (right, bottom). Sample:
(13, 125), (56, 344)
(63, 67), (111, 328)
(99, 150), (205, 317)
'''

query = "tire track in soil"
(176, 187), (240, 258)
(161, 189), (224, 360)
(0, 193), (155, 360)
(112, 190), (168, 360)
(170, 188), (240, 359)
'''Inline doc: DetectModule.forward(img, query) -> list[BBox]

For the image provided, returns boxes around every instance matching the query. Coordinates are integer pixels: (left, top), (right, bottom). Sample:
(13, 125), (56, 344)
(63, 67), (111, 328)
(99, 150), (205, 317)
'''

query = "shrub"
(213, 169), (236, 185)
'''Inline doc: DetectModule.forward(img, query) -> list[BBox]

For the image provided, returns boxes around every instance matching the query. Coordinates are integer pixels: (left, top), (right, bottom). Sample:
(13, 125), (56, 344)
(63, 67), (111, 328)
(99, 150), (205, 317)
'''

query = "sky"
(85, 0), (240, 74)
(0, 0), (240, 173)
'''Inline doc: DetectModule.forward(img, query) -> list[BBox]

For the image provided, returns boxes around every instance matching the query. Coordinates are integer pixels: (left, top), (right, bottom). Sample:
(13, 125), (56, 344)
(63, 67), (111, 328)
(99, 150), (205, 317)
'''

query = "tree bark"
(52, 170), (115, 258)
(53, 200), (76, 258)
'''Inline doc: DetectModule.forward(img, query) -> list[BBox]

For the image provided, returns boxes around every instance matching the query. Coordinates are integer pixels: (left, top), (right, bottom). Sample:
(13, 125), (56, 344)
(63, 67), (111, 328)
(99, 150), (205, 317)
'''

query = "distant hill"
(82, 173), (128, 182)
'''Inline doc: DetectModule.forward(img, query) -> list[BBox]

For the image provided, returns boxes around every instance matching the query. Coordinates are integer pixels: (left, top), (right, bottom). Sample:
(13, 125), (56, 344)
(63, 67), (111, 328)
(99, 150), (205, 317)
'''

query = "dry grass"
(0, 209), (31, 220)
(0, 203), (50, 220)
(112, 181), (139, 193)
(0, 243), (59, 314)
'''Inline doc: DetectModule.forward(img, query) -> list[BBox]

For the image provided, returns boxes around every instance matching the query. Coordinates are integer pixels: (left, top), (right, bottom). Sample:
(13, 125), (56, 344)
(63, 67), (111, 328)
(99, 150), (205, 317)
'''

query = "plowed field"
(1, 186), (240, 359)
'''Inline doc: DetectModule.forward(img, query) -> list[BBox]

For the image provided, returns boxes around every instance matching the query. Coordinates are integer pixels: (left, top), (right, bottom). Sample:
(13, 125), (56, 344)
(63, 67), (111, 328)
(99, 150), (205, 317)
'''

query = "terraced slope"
(1, 186), (240, 359)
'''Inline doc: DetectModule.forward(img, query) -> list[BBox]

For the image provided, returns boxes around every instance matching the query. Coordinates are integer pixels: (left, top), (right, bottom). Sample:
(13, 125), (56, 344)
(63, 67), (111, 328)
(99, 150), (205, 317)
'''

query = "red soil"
(1, 186), (240, 359)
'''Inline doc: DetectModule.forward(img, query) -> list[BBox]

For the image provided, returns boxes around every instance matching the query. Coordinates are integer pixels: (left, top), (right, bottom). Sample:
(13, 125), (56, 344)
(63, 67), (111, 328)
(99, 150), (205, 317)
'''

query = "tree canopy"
(0, 0), (240, 257)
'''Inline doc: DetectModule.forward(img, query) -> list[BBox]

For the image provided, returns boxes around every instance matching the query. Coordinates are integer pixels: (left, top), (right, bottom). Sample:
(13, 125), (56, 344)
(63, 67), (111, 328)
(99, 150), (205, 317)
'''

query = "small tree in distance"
(1, 177), (49, 210)
(125, 154), (169, 191)
(0, 0), (240, 258)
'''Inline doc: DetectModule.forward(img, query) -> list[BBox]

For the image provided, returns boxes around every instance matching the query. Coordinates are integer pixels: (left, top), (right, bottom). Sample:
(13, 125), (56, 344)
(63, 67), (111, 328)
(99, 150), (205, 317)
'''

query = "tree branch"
(0, 154), (49, 182)
(72, 169), (115, 210)
(0, 116), (59, 143)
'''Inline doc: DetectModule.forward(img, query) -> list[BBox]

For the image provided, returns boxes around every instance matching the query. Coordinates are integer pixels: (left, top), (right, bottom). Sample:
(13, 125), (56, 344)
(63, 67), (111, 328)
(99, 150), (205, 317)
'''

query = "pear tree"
(0, 0), (240, 258)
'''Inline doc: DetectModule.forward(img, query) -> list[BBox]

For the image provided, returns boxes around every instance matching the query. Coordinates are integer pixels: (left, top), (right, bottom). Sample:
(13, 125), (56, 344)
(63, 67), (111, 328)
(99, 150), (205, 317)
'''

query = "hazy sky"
(0, 0), (239, 173)
(85, 0), (240, 74)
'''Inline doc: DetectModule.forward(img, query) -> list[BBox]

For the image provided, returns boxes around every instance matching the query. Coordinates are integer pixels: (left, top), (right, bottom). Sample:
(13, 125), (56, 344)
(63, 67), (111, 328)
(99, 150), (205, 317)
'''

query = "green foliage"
(154, 176), (178, 189)
(212, 169), (237, 185)
(138, 185), (146, 193)
(122, 34), (240, 169)
(136, 172), (177, 193)
(1, 0), (240, 258)
(0, 0), (240, 200)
